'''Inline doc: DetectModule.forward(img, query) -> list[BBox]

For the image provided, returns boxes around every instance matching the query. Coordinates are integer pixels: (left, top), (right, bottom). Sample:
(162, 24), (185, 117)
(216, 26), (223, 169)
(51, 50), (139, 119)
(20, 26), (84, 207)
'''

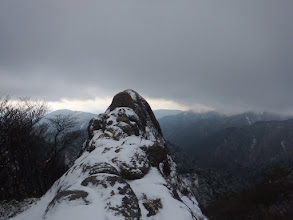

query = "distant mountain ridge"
(158, 110), (293, 219)
(159, 110), (289, 150)
(191, 119), (293, 170)
(43, 109), (96, 131)
(153, 109), (182, 119)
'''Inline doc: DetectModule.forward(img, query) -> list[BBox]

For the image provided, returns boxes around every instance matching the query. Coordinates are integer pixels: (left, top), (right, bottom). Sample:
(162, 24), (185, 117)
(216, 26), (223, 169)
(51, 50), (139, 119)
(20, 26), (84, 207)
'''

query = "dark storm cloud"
(0, 0), (293, 113)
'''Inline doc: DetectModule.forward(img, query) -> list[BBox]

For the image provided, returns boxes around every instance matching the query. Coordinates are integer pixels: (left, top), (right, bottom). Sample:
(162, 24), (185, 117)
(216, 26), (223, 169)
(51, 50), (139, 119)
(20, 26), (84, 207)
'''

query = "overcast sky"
(0, 0), (293, 114)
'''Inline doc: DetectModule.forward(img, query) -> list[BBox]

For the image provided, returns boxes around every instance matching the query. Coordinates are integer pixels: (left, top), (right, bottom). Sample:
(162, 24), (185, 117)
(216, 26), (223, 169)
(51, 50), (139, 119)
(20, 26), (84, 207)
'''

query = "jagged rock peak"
(86, 89), (170, 179)
(107, 89), (162, 136)
(12, 89), (206, 220)
(87, 89), (162, 141)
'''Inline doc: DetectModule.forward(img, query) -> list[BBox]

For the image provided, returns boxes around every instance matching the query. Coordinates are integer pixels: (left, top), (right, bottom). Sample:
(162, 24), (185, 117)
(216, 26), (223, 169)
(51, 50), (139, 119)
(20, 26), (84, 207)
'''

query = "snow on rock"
(12, 89), (206, 220)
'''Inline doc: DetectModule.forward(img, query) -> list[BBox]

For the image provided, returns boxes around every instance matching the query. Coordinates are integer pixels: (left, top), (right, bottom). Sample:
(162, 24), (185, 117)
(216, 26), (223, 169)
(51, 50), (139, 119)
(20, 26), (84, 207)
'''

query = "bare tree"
(0, 95), (48, 200)
(41, 114), (83, 189)
(0, 96), (85, 200)
(46, 114), (78, 158)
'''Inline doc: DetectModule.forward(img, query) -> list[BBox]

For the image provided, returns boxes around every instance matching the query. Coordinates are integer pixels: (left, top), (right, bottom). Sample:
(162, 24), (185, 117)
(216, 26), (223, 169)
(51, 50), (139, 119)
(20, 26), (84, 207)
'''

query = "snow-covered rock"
(12, 89), (206, 220)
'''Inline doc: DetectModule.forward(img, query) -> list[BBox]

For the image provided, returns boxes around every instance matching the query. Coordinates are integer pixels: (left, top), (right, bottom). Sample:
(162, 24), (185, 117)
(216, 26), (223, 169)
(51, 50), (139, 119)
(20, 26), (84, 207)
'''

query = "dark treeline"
(203, 164), (293, 220)
(0, 96), (81, 200)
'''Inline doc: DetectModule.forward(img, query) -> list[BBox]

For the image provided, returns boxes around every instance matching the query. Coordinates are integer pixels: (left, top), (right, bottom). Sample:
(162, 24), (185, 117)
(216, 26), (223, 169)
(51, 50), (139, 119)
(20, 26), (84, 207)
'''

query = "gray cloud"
(1, 0), (293, 114)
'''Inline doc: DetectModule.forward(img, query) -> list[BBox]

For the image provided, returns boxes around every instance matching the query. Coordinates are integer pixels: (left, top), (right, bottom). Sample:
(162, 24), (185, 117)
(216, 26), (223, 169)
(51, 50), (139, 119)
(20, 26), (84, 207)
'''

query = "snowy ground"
(0, 198), (39, 220)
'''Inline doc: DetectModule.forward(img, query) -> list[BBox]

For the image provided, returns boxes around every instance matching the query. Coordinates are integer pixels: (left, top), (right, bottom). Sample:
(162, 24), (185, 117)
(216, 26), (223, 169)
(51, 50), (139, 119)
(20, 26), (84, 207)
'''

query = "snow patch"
(246, 116), (252, 125)
(281, 140), (287, 154)
(80, 122), (86, 129)
(125, 89), (137, 101)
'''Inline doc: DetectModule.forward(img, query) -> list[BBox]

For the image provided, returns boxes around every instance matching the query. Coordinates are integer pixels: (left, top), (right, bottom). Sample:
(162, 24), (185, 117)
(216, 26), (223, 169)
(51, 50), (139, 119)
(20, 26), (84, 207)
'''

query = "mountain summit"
(13, 89), (206, 220)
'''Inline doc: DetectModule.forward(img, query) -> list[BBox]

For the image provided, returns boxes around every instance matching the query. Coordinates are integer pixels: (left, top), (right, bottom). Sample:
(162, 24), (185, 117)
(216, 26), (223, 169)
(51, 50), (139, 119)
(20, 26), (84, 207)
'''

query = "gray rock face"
(81, 162), (119, 176)
(108, 89), (162, 136)
(85, 90), (170, 181)
(44, 190), (89, 218)
(81, 174), (141, 219)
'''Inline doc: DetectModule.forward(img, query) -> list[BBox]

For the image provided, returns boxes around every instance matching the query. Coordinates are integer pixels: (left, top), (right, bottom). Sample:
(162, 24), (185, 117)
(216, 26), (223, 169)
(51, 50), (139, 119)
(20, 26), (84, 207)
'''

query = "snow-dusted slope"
(12, 89), (206, 220)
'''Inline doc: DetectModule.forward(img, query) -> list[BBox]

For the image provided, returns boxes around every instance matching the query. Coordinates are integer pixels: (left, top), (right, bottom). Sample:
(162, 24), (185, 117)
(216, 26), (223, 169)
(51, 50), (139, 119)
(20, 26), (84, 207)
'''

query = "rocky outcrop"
(12, 89), (206, 220)
(81, 174), (141, 219)
(107, 90), (162, 136)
